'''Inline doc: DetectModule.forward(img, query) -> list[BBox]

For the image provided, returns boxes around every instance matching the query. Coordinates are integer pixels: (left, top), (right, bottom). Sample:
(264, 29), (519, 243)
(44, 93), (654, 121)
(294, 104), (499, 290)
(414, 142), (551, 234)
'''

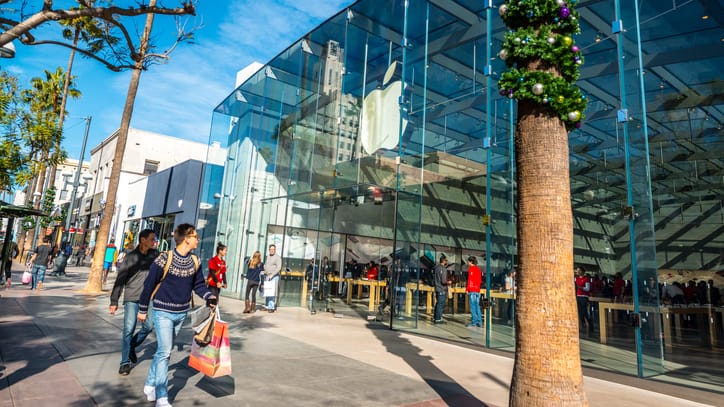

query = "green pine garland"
(498, 0), (588, 130)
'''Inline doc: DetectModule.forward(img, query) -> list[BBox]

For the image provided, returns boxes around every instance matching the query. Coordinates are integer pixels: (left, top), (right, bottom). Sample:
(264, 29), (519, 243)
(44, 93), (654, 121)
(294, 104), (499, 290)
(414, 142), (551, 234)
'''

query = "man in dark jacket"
(109, 229), (159, 375)
(433, 255), (449, 324)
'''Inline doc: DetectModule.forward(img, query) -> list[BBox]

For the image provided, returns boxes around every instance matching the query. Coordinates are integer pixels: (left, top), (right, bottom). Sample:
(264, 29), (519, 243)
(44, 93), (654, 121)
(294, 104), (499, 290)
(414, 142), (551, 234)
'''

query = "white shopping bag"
(263, 278), (277, 297)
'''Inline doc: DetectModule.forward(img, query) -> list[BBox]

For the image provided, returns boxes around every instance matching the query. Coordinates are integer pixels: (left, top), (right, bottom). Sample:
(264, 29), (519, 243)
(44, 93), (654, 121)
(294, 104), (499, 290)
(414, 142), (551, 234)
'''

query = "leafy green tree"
(0, 71), (25, 191)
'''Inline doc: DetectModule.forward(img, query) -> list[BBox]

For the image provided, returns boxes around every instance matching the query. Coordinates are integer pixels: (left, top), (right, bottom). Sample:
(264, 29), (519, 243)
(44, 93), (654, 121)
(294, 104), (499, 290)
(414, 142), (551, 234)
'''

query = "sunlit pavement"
(0, 265), (719, 406)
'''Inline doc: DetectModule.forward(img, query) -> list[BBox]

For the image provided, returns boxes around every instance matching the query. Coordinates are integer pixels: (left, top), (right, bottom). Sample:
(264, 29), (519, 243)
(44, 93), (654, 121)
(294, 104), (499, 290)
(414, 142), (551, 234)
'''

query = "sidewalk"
(0, 265), (719, 406)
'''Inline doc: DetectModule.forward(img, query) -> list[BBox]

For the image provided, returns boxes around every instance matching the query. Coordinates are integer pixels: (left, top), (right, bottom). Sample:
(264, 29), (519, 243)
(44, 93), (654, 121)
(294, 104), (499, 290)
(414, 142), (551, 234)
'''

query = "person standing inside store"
(465, 256), (483, 328)
(263, 244), (282, 312)
(243, 250), (263, 313)
(137, 224), (216, 407)
(433, 255), (449, 324)
(574, 265), (593, 333)
(207, 242), (228, 299)
(109, 229), (159, 376)
(29, 236), (53, 290)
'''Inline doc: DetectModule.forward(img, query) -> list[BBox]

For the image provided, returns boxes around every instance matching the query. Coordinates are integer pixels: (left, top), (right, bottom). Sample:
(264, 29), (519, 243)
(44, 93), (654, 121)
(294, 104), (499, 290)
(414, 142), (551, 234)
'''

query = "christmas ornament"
(559, 7), (571, 18)
(568, 111), (581, 121)
(532, 83), (544, 95)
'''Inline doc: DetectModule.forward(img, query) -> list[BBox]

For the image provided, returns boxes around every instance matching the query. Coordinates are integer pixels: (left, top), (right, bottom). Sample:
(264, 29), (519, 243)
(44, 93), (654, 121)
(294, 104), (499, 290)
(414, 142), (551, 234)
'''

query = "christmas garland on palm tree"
(497, 0), (587, 130)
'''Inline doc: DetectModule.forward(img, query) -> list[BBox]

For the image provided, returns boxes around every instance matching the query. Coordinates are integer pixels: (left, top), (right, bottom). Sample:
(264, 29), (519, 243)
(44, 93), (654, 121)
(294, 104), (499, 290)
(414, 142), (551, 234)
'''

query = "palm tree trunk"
(48, 28), (80, 189)
(509, 101), (587, 406)
(84, 0), (157, 293)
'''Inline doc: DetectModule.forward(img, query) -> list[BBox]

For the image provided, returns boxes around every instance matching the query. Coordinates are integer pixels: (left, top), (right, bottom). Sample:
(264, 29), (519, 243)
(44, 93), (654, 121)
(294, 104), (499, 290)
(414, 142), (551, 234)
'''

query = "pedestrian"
(206, 242), (227, 299)
(109, 229), (159, 376)
(243, 250), (263, 313)
(29, 236), (53, 291)
(263, 244), (282, 312)
(433, 255), (449, 324)
(137, 224), (217, 407)
(102, 240), (117, 284)
(465, 256), (483, 328)
(3, 239), (18, 286)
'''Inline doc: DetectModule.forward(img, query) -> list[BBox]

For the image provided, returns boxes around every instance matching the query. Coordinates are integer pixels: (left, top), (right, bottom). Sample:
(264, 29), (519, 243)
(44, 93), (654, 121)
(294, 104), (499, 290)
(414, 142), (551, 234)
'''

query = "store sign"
(127, 205), (136, 217)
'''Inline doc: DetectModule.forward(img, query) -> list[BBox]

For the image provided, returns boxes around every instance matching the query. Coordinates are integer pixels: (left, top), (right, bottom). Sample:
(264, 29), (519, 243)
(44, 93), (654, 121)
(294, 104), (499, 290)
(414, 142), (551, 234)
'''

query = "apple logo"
(359, 61), (408, 154)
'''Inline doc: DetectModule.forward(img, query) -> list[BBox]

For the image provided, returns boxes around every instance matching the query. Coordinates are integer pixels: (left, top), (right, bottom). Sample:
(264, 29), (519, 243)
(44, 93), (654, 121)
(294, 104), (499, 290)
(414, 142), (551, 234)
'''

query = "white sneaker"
(143, 385), (156, 402)
(156, 397), (172, 407)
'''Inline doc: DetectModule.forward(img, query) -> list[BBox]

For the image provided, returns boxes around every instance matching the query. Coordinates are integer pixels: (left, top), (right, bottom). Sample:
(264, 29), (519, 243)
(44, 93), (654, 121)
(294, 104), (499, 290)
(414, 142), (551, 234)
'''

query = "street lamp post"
(63, 117), (91, 241)
(55, 116), (91, 275)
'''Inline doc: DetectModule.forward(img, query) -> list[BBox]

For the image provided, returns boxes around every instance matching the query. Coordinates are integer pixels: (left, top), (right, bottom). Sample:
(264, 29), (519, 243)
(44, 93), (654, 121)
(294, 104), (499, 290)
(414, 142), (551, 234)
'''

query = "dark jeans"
(576, 295), (592, 328)
(434, 291), (447, 322)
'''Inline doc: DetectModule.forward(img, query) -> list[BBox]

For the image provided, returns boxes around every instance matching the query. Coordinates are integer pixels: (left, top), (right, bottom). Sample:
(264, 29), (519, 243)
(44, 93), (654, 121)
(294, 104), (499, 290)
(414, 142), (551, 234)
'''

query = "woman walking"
(207, 243), (227, 299)
(243, 251), (263, 313)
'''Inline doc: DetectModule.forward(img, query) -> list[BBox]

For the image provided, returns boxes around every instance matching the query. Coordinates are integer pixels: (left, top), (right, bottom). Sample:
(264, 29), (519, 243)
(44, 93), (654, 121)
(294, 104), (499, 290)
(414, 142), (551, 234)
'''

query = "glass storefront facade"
(202, 0), (723, 389)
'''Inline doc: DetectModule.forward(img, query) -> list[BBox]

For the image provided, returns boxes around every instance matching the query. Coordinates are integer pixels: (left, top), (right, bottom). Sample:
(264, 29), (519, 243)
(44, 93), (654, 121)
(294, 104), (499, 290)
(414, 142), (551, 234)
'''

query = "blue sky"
(3, 0), (351, 161)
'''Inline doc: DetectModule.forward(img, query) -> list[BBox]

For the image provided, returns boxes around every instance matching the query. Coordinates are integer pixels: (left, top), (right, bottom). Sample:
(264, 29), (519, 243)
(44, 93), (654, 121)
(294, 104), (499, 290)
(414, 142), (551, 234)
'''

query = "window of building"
(143, 160), (159, 175)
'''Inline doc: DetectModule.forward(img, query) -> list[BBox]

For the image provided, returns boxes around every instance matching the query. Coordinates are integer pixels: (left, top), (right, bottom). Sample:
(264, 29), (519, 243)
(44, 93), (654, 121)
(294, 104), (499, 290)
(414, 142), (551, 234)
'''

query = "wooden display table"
(597, 303), (723, 350)
(405, 282), (435, 315)
(345, 279), (387, 311)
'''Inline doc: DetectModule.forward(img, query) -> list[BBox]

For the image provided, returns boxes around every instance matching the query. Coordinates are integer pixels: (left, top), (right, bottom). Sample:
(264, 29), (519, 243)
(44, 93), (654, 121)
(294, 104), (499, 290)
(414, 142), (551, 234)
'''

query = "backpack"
(150, 250), (200, 300)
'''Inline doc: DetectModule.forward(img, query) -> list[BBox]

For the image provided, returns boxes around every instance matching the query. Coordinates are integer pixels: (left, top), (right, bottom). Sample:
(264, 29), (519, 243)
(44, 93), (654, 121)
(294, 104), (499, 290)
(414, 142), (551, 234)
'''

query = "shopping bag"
(192, 308), (216, 347)
(263, 278), (277, 297)
(189, 305), (211, 327)
(21, 271), (31, 285)
(188, 312), (231, 378)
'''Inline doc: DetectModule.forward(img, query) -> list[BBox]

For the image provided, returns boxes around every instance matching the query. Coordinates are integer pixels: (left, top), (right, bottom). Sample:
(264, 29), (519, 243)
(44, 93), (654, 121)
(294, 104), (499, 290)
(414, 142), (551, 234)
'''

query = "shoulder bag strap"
(150, 250), (174, 301)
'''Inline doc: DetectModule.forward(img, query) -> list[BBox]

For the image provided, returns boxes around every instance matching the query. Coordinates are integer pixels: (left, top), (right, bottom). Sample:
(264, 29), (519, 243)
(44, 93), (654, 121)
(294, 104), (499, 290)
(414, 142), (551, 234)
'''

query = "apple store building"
(200, 0), (723, 391)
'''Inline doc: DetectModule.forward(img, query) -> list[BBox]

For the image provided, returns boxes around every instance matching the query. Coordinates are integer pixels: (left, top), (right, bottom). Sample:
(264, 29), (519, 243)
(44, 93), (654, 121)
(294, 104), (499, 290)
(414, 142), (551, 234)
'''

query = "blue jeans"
(434, 291), (447, 322)
(30, 264), (46, 289)
(265, 275), (279, 309)
(468, 292), (482, 326)
(121, 302), (154, 365)
(145, 310), (186, 400)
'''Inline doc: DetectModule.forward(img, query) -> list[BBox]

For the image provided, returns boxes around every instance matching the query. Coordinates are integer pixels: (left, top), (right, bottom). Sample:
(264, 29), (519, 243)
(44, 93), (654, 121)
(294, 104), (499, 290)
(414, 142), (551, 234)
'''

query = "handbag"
(21, 270), (31, 285)
(188, 309), (231, 378)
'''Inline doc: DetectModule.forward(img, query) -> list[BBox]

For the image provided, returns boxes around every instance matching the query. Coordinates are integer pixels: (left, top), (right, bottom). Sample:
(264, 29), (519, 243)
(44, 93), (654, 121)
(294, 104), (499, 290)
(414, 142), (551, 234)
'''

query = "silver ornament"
(532, 83), (544, 95)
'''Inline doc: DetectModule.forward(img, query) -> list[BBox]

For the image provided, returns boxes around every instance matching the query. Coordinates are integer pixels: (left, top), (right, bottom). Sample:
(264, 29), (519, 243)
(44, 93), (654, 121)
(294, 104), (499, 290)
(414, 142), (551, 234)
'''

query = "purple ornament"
(575, 122), (582, 129)
(499, 89), (507, 96)
(559, 7), (571, 18)
(571, 45), (579, 52)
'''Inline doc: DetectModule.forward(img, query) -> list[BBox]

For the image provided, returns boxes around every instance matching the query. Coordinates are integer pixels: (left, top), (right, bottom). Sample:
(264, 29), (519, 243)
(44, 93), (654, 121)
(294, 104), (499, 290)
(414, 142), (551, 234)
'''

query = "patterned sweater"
(138, 250), (212, 314)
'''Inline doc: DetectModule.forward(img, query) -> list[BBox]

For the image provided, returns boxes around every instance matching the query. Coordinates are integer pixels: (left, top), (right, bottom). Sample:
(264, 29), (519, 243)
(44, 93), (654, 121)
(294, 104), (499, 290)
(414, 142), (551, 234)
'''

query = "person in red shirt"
(366, 261), (379, 280)
(465, 256), (483, 327)
(575, 266), (593, 333)
(612, 272), (625, 302)
(207, 242), (227, 299)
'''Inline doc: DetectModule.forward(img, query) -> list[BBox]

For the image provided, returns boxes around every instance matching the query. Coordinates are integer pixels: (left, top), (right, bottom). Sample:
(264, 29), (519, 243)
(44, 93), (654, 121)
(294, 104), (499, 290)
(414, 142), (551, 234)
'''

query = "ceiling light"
(702, 15), (709, 19)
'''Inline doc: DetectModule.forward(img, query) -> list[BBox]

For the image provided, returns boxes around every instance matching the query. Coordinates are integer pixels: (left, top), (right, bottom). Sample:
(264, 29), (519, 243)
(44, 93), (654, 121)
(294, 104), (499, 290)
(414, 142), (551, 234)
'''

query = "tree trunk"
(509, 101), (587, 406)
(84, 1), (157, 293)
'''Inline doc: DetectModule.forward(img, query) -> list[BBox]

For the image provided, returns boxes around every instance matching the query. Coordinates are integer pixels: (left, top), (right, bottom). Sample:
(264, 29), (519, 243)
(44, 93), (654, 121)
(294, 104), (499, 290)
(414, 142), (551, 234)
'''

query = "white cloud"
(125, 0), (352, 145)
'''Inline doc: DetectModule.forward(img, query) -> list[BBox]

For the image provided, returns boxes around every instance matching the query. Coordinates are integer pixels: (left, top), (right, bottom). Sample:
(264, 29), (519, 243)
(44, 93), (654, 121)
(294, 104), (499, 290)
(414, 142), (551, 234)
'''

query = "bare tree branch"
(0, 1), (196, 47)
(22, 39), (135, 71)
